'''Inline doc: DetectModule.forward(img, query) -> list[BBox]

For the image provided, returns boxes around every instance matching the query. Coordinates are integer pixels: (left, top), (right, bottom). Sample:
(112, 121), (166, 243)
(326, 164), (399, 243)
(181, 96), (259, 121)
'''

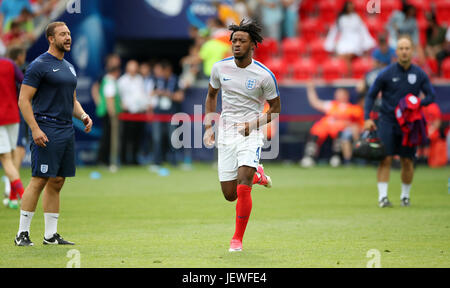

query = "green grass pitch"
(0, 164), (449, 268)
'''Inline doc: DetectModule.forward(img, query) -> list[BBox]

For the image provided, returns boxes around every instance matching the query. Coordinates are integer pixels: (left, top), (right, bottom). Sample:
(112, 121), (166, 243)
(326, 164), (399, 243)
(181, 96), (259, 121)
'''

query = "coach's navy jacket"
(364, 62), (435, 123)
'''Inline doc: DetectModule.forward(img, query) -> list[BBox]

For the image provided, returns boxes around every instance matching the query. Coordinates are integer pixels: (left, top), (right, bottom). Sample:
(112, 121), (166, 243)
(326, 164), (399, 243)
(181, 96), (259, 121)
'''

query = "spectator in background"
(387, 3), (418, 49)
(3, 7), (34, 33)
(179, 45), (201, 90)
(282, 0), (300, 38)
(372, 34), (397, 67)
(0, 37), (5, 56)
(300, 82), (360, 168)
(96, 58), (122, 172)
(140, 61), (155, 163)
(151, 60), (178, 169)
(31, 0), (60, 28)
(425, 12), (447, 61)
(140, 61), (156, 110)
(199, 18), (231, 77)
(0, 0), (33, 34)
(213, 1), (240, 27)
(233, 0), (250, 21)
(436, 27), (450, 75)
(325, 1), (375, 70)
(91, 54), (121, 110)
(118, 60), (149, 165)
(2, 20), (34, 48)
(259, 0), (283, 41)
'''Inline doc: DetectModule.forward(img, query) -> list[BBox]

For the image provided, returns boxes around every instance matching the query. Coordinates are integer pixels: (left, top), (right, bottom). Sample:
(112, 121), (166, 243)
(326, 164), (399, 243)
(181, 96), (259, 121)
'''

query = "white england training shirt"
(209, 57), (279, 143)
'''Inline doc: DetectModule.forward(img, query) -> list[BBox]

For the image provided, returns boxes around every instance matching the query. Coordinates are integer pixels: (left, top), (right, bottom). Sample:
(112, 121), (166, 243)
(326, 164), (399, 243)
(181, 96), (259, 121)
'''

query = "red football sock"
(9, 183), (18, 201)
(11, 179), (24, 199)
(232, 184), (253, 242)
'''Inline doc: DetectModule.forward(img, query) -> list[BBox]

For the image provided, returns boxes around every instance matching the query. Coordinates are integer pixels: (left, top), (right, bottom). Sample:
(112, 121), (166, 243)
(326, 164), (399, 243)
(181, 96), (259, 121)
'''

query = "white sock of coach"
(18, 210), (34, 236)
(401, 183), (412, 200)
(44, 213), (59, 239)
(377, 182), (388, 201)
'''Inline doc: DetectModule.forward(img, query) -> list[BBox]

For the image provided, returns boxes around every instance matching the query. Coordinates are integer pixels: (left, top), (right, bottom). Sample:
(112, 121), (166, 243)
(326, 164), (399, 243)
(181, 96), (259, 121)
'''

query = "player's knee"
(380, 156), (393, 166)
(401, 158), (414, 170)
(223, 191), (237, 202)
(49, 177), (65, 190)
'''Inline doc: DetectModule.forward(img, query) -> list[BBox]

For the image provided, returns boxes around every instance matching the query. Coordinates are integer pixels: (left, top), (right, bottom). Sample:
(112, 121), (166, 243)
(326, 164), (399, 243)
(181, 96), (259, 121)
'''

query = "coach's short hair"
(397, 34), (414, 47)
(45, 21), (67, 43)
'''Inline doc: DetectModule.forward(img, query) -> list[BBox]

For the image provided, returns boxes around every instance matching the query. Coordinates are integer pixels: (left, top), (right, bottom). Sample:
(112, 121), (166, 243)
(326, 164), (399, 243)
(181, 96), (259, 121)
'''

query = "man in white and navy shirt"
(204, 20), (281, 252)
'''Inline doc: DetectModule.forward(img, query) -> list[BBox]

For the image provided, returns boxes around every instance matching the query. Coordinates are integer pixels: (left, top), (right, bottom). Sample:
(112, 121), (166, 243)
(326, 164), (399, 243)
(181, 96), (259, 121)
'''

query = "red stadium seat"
(322, 57), (348, 81)
(409, 0), (430, 20)
(351, 57), (374, 79)
(300, 0), (317, 19)
(379, 0), (401, 22)
(365, 16), (386, 38)
(417, 17), (428, 46)
(282, 38), (306, 64)
(310, 38), (329, 65)
(318, 0), (339, 25)
(292, 58), (318, 80)
(301, 17), (324, 42)
(436, 0), (450, 25)
(442, 58), (450, 79)
(254, 37), (279, 62)
(353, 0), (368, 18)
(265, 58), (288, 81)
(426, 57), (439, 76)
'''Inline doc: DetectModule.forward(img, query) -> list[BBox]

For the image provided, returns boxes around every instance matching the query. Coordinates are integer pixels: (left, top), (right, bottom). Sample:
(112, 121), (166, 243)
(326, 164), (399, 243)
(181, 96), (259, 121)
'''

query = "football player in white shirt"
(203, 20), (281, 252)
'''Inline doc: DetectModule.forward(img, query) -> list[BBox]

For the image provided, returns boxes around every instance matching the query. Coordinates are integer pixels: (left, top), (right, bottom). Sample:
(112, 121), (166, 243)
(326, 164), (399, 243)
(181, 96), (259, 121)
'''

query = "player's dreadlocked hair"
(228, 19), (263, 47)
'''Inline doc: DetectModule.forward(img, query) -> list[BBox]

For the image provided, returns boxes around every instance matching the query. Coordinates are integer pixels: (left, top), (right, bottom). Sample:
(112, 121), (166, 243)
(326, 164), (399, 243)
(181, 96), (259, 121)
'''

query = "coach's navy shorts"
(16, 116), (29, 148)
(378, 118), (416, 159)
(31, 125), (75, 178)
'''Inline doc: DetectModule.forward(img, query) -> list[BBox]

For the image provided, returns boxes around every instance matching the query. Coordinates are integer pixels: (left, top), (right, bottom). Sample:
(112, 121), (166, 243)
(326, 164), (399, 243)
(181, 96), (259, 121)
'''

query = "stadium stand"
(250, 0), (450, 82)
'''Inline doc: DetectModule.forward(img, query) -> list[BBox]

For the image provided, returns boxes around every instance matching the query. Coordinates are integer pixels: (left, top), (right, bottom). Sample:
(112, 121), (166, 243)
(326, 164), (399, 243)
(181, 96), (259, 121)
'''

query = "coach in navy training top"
(22, 52), (77, 127)
(364, 61), (435, 123)
(363, 35), (435, 209)
(15, 22), (92, 247)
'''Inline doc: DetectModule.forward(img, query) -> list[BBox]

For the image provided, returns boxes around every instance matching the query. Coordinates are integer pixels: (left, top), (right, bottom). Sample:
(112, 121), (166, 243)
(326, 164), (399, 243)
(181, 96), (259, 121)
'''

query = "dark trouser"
(152, 120), (177, 166)
(97, 115), (111, 165)
(120, 120), (145, 165)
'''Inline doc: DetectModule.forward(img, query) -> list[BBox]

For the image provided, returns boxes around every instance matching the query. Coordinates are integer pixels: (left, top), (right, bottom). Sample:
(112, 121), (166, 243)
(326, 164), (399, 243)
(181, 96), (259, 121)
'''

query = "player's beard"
(55, 41), (71, 53)
(234, 49), (251, 61)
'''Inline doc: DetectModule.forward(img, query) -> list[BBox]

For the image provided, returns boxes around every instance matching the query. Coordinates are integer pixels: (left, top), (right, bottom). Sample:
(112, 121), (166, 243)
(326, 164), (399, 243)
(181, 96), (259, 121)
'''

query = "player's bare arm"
(240, 96), (281, 137)
(73, 91), (92, 133)
(18, 84), (49, 148)
(204, 83), (219, 146)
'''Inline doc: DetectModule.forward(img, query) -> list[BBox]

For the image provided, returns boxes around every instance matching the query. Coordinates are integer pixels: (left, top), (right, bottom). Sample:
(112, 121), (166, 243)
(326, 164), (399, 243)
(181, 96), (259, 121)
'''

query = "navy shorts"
(16, 117), (29, 148)
(377, 119), (416, 158)
(31, 125), (76, 178)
